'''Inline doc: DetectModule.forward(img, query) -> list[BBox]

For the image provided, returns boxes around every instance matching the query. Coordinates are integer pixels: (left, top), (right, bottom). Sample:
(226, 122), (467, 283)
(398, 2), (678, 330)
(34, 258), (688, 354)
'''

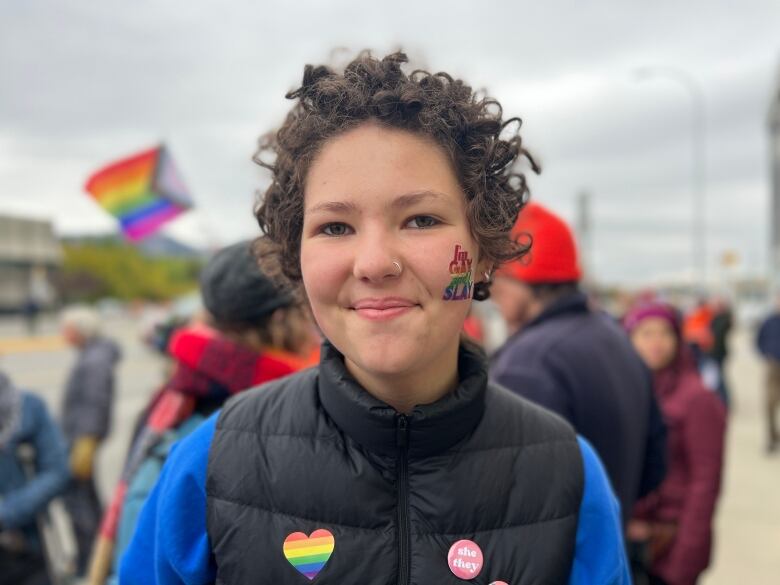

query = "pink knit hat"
(623, 302), (681, 337)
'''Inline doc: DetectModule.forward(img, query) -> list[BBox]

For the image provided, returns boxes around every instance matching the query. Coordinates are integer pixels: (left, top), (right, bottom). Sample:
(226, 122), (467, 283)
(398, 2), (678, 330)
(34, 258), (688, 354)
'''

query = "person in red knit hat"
(490, 201), (668, 528)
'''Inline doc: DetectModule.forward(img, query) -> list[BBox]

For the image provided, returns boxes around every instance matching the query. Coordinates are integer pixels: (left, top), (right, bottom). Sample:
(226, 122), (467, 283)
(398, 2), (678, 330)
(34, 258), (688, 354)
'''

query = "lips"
(351, 297), (418, 321)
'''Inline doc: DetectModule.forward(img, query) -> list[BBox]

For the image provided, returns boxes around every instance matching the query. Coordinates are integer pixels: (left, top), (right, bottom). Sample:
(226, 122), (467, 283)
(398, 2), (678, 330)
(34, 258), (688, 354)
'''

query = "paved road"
(1, 312), (777, 583)
(0, 312), (165, 500)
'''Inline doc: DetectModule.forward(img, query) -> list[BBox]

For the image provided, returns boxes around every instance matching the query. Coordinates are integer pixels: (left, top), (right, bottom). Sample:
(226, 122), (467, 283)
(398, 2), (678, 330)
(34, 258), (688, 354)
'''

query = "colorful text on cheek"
(442, 244), (474, 301)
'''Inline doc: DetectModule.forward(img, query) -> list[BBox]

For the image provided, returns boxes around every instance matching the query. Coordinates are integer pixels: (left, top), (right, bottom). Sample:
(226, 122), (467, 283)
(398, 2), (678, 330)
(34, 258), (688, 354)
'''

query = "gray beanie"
(200, 241), (294, 328)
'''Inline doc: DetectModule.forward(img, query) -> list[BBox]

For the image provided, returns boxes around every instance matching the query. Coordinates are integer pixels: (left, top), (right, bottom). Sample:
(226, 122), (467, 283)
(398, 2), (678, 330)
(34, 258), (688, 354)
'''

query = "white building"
(0, 214), (62, 311)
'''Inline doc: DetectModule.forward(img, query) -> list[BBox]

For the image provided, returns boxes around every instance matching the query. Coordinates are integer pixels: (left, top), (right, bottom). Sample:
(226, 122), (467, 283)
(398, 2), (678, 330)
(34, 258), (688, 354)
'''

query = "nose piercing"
(393, 260), (403, 275)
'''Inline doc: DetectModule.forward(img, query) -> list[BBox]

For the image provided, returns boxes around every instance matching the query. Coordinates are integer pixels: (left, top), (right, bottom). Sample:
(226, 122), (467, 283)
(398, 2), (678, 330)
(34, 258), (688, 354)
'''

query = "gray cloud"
(1, 0), (779, 285)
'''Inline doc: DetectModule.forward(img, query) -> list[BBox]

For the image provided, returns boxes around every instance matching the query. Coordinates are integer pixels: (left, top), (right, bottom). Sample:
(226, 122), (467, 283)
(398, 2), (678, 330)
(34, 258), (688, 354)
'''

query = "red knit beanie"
(498, 202), (582, 284)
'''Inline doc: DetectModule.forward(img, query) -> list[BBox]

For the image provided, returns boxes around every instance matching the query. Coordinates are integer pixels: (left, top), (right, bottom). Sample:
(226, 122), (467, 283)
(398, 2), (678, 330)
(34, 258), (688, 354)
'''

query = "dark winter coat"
(61, 336), (121, 442)
(490, 290), (667, 526)
(709, 310), (732, 364)
(757, 312), (780, 361)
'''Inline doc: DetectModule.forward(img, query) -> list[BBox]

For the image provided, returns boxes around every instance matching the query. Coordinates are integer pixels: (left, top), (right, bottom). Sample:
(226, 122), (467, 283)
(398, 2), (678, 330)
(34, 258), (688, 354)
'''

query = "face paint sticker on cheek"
(442, 244), (474, 301)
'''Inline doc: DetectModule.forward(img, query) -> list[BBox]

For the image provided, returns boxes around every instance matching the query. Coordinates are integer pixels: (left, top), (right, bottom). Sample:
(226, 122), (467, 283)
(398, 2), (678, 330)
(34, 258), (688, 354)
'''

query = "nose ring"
(393, 260), (403, 276)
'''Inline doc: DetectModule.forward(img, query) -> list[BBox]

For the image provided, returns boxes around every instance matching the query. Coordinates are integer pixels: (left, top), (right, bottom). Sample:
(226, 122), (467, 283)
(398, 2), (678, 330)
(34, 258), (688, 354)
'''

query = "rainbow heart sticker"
(283, 529), (335, 580)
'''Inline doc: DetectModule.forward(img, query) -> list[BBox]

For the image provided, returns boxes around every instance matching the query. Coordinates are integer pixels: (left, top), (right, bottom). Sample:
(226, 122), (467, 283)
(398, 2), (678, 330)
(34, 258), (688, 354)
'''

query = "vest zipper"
(396, 414), (411, 585)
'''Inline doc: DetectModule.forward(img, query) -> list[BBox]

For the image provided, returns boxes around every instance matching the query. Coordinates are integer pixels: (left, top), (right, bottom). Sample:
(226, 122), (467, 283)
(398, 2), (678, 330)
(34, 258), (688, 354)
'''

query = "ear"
(475, 259), (494, 283)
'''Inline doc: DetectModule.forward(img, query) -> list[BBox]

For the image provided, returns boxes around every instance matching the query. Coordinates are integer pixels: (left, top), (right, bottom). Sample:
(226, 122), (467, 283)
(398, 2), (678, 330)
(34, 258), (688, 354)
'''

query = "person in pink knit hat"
(624, 301), (726, 585)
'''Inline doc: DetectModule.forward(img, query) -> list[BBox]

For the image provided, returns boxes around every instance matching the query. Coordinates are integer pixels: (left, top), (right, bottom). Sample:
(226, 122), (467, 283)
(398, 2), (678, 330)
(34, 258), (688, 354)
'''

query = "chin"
(345, 336), (422, 378)
(362, 347), (419, 376)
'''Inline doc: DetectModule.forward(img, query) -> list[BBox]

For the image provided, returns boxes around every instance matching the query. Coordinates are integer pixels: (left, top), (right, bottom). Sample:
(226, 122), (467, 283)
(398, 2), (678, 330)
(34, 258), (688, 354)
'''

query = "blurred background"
(1, 1), (779, 583)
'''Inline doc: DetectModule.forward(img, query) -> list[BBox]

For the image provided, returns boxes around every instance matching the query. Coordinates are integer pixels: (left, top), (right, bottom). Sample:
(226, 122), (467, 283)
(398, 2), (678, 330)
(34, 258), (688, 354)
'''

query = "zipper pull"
(396, 415), (409, 449)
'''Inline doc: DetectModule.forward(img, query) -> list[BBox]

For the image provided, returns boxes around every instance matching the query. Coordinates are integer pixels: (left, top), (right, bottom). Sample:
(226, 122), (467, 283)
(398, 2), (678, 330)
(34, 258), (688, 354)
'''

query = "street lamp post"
(636, 67), (707, 289)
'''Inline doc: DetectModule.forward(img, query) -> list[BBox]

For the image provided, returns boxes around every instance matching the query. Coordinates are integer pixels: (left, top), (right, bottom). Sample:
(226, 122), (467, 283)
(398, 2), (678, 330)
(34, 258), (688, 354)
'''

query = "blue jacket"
(0, 391), (70, 545)
(491, 290), (667, 526)
(119, 412), (629, 585)
(757, 313), (780, 361)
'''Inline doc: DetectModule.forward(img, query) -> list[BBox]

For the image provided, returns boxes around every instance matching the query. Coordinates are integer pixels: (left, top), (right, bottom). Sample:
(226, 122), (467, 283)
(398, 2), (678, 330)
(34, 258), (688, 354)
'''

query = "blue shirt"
(120, 413), (630, 585)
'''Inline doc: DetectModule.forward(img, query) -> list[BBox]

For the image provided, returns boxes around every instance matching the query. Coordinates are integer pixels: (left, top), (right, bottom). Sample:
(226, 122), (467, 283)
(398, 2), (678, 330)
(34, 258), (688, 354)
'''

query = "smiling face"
(301, 123), (486, 398)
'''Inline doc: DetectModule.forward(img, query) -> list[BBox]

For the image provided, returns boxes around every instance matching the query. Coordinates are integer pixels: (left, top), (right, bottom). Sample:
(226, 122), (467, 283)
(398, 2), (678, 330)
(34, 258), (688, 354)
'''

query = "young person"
(121, 51), (629, 585)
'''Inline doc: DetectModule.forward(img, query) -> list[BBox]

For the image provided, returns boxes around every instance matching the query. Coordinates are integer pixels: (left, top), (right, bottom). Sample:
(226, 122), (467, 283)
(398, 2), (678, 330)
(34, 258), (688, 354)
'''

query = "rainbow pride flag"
(85, 145), (193, 241)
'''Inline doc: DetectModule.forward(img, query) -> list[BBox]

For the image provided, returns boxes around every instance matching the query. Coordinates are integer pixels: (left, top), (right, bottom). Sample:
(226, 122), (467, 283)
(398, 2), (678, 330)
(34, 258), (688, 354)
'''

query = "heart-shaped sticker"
(283, 529), (335, 580)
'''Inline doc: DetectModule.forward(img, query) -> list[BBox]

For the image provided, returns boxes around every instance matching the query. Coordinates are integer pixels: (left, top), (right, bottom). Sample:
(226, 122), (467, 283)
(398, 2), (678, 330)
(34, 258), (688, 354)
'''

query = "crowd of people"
(0, 49), (775, 585)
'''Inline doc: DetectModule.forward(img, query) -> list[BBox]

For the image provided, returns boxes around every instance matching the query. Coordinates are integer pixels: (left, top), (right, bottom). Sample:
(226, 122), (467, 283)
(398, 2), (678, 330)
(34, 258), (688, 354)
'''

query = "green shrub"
(61, 242), (201, 302)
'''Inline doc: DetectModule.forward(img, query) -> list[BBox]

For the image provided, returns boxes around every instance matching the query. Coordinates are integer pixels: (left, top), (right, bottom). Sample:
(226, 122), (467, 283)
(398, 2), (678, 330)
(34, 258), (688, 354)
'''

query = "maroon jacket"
(634, 349), (727, 585)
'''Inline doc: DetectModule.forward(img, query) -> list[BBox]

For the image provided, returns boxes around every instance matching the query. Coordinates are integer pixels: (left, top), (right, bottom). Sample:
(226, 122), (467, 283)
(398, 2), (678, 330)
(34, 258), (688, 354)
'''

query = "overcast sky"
(1, 1), (779, 286)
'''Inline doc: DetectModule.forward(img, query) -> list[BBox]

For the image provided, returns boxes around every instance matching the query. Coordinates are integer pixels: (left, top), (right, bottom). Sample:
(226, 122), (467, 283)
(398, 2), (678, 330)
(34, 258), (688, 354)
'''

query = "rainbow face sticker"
(283, 529), (335, 580)
(443, 244), (474, 301)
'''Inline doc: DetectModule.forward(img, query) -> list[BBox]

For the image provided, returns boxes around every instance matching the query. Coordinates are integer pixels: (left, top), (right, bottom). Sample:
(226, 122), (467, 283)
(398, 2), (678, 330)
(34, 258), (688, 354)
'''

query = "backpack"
(106, 414), (205, 583)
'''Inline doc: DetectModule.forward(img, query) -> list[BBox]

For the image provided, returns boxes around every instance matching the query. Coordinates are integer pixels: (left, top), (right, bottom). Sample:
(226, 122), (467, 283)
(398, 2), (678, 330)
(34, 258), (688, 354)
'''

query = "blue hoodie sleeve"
(119, 412), (218, 585)
(569, 437), (631, 585)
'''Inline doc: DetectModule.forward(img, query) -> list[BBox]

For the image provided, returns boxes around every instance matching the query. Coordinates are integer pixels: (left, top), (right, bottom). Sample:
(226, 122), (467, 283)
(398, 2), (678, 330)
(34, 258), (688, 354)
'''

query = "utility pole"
(575, 191), (593, 283)
(769, 64), (780, 300)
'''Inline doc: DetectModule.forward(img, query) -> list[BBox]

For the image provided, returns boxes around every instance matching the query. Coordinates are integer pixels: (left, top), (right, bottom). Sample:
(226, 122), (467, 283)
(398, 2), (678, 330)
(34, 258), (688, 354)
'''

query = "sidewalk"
(702, 327), (780, 584)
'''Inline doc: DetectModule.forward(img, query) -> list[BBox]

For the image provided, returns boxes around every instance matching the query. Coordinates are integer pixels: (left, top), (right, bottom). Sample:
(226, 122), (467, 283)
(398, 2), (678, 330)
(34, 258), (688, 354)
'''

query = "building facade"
(0, 214), (62, 312)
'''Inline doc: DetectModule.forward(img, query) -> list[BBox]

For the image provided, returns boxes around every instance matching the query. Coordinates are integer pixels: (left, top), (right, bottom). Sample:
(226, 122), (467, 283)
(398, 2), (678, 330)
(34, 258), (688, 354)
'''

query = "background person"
(60, 305), (121, 576)
(490, 201), (667, 528)
(625, 302), (727, 585)
(89, 240), (319, 585)
(0, 371), (70, 585)
(756, 300), (780, 454)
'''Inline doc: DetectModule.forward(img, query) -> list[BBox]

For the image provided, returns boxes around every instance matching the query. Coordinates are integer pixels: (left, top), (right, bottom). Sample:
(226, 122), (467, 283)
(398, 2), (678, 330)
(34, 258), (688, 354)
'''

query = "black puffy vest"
(207, 342), (584, 584)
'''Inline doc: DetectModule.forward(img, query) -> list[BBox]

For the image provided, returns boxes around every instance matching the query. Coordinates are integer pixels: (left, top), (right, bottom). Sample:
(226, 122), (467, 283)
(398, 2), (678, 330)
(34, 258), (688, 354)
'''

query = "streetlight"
(635, 66), (707, 289)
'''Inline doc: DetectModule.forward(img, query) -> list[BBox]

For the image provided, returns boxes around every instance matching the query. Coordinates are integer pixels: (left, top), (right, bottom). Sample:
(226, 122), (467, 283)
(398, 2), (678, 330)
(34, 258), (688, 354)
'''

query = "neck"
(507, 298), (546, 335)
(344, 343), (460, 414)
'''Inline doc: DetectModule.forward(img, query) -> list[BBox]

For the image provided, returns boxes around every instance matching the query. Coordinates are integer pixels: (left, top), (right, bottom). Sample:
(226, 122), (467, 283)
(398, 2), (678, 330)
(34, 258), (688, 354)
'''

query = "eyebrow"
(305, 200), (360, 216)
(389, 190), (447, 211)
(305, 190), (448, 216)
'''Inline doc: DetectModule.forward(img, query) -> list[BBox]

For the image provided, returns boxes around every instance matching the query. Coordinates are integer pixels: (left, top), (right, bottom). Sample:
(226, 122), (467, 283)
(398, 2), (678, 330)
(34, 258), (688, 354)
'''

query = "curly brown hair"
(253, 51), (539, 300)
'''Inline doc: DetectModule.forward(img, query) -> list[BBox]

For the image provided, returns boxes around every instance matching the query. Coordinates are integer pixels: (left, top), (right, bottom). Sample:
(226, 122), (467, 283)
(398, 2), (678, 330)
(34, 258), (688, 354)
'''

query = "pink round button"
(489, 582), (509, 585)
(447, 539), (484, 579)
